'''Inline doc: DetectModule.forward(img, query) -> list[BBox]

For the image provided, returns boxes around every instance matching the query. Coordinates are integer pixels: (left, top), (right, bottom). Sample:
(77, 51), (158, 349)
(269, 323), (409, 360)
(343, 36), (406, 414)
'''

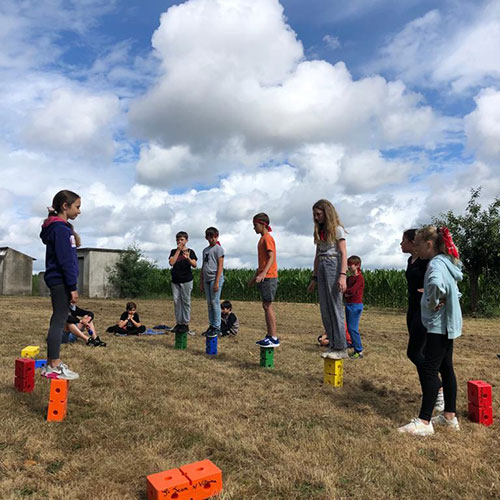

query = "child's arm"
(185, 249), (197, 268)
(337, 239), (348, 293)
(256, 250), (274, 283)
(117, 312), (128, 328)
(213, 256), (224, 292)
(169, 248), (182, 266)
(129, 313), (142, 327)
(307, 246), (319, 293)
(344, 274), (363, 298)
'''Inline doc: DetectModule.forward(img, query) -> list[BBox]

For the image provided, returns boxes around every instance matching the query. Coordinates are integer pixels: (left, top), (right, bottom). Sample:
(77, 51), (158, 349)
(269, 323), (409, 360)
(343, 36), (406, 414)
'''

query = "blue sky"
(1, 0), (499, 272)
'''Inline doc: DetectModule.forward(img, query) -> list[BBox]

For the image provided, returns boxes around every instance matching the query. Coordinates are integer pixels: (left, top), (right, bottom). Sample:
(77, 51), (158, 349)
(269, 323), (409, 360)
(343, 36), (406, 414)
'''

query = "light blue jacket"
(421, 254), (463, 339)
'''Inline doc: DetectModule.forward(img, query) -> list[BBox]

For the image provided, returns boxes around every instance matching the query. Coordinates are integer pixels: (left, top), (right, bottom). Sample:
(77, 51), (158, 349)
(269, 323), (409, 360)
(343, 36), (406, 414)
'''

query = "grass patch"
(1, 297), (499, 499)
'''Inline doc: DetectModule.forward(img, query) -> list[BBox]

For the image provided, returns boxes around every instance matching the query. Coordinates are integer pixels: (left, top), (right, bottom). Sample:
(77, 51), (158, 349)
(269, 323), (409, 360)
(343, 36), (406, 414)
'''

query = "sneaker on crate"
(431, 414), (460, 430)
(207, 329), (219, 338)
(398, 418), (434, 436)
(201, 326), (212, 337)
(41, 362), (79, 380)
(434, 390), (445, 413)
(327, 349), (349, 360)
(256, 336), (280, 347)
(172, 324), (181, 333)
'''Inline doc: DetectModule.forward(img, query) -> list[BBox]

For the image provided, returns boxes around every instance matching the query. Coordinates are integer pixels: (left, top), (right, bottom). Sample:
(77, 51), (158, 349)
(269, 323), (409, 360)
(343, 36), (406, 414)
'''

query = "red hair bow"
(439, 226), (459, 259)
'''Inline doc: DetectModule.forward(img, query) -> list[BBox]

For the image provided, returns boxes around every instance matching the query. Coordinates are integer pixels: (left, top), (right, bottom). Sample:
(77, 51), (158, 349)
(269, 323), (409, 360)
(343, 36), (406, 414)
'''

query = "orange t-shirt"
(257, 232), (278, 278)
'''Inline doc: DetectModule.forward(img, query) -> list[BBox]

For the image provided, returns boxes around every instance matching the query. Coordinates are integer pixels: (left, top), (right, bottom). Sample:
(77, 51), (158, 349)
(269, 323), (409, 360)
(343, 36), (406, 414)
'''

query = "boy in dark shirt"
(220, 300), (239, 336)
(344, 255), (365, 359)
(108, 302), (146, 335)
(169, 231), (197, 334)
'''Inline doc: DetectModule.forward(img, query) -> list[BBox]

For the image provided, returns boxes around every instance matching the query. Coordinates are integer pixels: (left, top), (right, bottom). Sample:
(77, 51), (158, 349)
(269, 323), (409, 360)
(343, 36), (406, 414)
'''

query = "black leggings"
(418, 333), (457, 421)
(406, 307), (427, 384)
(47, 284), (71, 359)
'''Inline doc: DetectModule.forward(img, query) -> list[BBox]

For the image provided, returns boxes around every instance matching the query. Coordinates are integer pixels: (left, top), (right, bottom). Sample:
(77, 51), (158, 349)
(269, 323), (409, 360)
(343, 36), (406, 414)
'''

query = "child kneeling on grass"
(220, 300), (239, 336)
(63, 305), (106, 347)
(107, 302), (146, 336)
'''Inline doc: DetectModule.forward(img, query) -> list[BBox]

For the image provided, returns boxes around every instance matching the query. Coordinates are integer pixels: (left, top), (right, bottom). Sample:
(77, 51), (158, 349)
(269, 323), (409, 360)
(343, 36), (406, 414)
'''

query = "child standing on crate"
(249, 213), (280, 347)
(307, 199), (348, 360)
(398, 226), (462, 436)
(169, 231), (197, 334)
(344, 255), (365, 359)
(200, 227), (224, 337)
(39, 190), (81, 380)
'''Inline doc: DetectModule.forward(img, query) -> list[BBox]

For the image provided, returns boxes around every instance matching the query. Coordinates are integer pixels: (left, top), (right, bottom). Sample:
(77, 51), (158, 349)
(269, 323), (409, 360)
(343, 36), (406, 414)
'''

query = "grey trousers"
(317, 257), (346, 350)
(171, 280), (193, 324)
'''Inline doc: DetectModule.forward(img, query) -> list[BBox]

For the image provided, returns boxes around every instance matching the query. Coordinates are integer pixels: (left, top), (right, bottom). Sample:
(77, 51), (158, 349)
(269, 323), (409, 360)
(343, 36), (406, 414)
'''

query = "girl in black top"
(401, 229), (444, 411)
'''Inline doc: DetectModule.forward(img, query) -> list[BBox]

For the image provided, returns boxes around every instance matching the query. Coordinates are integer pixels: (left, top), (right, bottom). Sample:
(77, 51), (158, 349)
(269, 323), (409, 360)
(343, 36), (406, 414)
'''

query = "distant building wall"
(0, 248), (34, 295)
(77, 248), (123, 298)
(38, 272), (50, 297)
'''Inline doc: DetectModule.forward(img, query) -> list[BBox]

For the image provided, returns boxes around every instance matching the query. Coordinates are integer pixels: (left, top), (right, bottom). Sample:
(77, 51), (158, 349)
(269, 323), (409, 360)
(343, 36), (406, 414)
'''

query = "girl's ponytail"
(437, 226), (459, 262)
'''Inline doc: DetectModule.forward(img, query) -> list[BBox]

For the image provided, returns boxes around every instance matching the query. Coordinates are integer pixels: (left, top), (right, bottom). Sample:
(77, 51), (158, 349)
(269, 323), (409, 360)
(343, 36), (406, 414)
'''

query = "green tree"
(433, 188), (500, 314)
(107, 245), (159, 298)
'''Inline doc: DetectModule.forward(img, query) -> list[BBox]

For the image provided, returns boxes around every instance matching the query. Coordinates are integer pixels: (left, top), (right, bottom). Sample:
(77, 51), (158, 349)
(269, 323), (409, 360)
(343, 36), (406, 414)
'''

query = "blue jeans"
(345, 303), (363, 352)
(204, 276), (224, 330)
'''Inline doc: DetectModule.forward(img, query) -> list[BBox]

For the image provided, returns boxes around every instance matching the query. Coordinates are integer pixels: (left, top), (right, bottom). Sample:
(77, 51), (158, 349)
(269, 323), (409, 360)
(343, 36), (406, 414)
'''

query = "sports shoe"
(201, 326), (213, 337)
(187, 330), (196, 336)
(431, 414), (460, 430)
(327, 349), (349, 360)
(41, 362), (79, 380)
(94, 336), (106, 347)
(207, 329), (219, 338)
(256, 336), (280, 347)
(398, 418), (434, 436)
(321, 349), (334, 359)
(172, 324), (181, 333)
(349, 351), (364, 360)
(434, 390), (445, 413)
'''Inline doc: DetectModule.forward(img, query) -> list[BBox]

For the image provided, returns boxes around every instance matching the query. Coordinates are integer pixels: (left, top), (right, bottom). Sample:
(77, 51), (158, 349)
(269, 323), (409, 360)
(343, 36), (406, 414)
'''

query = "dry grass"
(1, 297), (499, 500)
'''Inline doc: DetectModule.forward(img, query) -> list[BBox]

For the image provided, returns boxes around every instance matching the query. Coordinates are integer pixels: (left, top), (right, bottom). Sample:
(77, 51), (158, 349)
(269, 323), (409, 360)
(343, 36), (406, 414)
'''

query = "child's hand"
(337, 275), (347, 293)
(248, 277), (256, 287)
(307, 281), (316, 293)
(435, 298), (446, 311)
(213, 282), (219, 292)
(182, 248), (190, 258)
(255, 273), (266, 283)
(70, 291), (78, 304)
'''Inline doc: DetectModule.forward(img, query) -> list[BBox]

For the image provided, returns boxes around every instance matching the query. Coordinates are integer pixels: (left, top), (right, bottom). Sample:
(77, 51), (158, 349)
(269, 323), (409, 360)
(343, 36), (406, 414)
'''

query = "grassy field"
(1, 297), (499, 500)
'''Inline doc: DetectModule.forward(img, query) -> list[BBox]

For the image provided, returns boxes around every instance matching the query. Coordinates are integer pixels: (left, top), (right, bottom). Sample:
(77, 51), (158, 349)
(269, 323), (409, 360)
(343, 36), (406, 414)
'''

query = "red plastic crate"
(467, 380), (492, 407)
(180, 459), (223, 499)
(14, 376), (35, 393)
(468, 402), (493, 426)
(15, 358), (35, 379)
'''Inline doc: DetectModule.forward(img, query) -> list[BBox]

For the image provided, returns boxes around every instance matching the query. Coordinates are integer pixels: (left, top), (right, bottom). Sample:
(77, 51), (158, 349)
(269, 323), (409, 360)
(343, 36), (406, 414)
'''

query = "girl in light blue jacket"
(398, 226), (462, 436)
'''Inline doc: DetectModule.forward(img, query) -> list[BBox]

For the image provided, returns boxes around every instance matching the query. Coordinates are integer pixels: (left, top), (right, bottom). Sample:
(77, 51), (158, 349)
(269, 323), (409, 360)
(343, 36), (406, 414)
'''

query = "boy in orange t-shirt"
(248, 212), (279, 347)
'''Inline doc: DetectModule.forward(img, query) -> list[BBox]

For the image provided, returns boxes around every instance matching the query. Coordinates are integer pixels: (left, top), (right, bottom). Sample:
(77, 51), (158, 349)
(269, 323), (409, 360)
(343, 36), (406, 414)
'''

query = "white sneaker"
(398, 418), (434, 436)
(41, 362), (79, 380)
(327, 349), (349, 360)
(321, 349), (334, 359)
(434, 390), (445, 413)
(431, 414), (460, 430)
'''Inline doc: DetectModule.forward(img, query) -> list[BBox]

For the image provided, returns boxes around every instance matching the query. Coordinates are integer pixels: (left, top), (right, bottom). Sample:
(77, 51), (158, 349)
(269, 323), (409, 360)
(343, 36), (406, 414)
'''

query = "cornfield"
(32, 267), (500, 315)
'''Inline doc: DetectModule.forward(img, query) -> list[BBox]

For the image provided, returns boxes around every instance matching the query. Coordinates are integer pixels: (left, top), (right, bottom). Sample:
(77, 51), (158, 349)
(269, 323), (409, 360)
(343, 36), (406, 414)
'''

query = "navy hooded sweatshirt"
(40, 216), (79, 291)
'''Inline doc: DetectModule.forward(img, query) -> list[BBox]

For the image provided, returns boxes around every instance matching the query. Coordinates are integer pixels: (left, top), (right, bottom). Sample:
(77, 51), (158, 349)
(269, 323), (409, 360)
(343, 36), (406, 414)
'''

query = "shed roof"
(77, 247), (125, 253)
(0, 247), (36, 260)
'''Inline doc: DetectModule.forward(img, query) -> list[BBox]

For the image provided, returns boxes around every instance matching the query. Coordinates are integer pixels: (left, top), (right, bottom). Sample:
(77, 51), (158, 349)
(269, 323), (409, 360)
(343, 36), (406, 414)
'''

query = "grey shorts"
(257, 277), (278, 303)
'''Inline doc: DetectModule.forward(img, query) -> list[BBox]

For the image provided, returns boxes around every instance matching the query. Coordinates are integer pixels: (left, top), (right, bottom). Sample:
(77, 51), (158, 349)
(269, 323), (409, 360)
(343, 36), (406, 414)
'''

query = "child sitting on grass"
(220, 300), (239, 336)
(107, 302), (146, 335)
(63, 305), (106, 346)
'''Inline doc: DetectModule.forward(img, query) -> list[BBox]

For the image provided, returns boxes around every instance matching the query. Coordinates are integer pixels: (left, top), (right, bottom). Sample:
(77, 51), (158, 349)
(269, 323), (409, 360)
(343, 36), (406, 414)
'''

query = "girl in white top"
(307, 199), (348, 359)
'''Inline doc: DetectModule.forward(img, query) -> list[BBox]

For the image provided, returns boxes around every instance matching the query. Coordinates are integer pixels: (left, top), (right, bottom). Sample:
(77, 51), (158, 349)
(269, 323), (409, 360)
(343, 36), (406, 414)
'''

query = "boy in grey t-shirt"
(200, 226), (225, 336)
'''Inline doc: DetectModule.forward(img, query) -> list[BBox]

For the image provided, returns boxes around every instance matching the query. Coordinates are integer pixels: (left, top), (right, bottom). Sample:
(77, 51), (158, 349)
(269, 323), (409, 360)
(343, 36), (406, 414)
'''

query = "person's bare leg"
(263, 302), (277, 337)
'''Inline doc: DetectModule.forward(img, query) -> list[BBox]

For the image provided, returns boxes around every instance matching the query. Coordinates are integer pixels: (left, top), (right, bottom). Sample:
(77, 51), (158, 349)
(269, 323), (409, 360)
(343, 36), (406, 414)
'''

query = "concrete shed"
(0, 247), (35, 295)
(77, 248), (125, 298)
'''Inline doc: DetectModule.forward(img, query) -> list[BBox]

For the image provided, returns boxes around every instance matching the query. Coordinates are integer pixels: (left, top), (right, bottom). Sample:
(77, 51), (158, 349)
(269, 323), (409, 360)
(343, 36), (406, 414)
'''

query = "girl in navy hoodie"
(39, 190), (81, 380)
